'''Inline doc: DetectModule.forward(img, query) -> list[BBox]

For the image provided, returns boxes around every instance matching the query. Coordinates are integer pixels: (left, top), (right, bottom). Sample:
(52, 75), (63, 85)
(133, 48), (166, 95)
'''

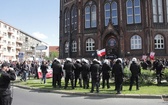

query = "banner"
(142, 55), (147, 61)
(97, 48), (106, 57)
(150, 52), (155, 60)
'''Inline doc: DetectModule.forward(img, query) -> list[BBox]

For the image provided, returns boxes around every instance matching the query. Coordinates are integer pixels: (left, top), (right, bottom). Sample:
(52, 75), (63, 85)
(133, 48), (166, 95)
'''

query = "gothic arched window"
(126, 0), (141, 24)
(154, 34), (164, 49)
(86, 38), (95, 51)
(85, 1), (97, 28)
(130, 35), (142, 49)
(104, 1), (118, 26)
(71, 5), (77, 30)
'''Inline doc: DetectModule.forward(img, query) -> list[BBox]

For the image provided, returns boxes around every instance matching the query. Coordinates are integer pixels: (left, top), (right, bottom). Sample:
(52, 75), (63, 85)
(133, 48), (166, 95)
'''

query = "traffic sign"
(36, 45), (48, 50)
(18, 52), (24, 59)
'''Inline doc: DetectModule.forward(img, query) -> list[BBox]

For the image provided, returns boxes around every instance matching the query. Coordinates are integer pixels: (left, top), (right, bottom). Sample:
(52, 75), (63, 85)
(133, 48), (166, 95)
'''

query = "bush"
(123, 67), (157, 85)
(140, 70), (156, 85)
(163, 69), (168, 82)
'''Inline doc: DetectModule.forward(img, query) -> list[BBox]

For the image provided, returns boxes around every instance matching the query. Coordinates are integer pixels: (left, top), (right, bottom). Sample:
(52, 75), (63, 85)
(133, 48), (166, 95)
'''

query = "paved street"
(12, 87), (167, 105)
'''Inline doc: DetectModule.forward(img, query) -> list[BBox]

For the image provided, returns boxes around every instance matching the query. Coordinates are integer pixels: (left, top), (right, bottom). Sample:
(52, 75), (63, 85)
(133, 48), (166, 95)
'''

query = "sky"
(0, 0), (60, 46)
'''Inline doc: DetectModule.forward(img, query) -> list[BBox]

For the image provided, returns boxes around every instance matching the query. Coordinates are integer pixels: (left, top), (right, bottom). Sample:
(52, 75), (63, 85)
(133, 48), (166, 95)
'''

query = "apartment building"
(0, 20), (49, 61)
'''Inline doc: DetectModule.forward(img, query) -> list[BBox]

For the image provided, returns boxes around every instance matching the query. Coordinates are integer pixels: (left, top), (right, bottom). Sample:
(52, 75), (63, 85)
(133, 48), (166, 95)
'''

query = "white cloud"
(32, 32), (48, 39)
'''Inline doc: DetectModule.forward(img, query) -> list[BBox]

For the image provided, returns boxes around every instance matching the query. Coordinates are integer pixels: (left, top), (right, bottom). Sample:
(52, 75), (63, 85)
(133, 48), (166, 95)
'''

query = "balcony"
(0, 41), (3, 46)
(16, 46), (21, 49)
(0, 50), (3, 53)
(16, 40), (23, 44)
(7, 44), (13, 48)
(0, 34), (4, 38)
(8, 30), (13, 34)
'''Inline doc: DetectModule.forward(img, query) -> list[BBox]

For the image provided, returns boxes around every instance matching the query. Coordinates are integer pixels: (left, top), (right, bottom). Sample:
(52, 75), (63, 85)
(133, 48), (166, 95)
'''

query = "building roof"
(49, 46), (59, 52)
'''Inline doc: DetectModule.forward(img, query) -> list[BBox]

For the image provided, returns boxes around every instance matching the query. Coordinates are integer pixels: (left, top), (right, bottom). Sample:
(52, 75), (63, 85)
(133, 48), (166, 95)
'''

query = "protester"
(40, 61), (48, 84)
(20, 61), (29, 82)
(0, 62), (16, 105)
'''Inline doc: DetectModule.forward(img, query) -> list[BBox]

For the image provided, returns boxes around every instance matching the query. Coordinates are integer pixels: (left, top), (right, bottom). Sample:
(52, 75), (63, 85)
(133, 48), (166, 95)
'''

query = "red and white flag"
(142, 55), (147, 61)
(150, 52), (155, 60)
(97, 48), (106, 57)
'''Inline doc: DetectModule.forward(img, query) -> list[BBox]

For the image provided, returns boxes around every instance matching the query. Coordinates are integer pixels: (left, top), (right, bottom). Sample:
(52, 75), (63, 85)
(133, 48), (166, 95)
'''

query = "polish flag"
(97, 49), (106, 57)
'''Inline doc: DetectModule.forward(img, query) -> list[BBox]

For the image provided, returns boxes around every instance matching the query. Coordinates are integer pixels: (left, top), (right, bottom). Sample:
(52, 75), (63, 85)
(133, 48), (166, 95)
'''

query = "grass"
(14, 77), (168, 95)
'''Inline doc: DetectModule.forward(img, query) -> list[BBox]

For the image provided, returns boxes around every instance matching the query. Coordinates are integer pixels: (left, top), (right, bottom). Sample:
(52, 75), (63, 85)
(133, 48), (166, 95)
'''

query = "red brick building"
(59, 0), (168, 59)
(49, 46), (59, 52)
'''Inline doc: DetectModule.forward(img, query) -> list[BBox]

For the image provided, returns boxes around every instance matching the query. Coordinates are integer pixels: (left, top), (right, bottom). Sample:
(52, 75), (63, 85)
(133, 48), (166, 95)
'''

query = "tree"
(44, 51), (59, 61)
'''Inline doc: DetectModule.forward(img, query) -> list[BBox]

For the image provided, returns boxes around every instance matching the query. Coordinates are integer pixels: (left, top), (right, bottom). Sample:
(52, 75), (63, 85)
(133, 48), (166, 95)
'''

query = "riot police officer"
(154, 59), (164, 84)
(112, 59), (124, 94)
(63, 58), (76, 89)
(90, 59), (101, 93)
(129, 57), (141, 91)
(51, 58), (63, 88)
(81, 59), (90, 89)
(102, 59), (111, 89)
(0, 62), (16, 105)
(74, 59), (82, 87)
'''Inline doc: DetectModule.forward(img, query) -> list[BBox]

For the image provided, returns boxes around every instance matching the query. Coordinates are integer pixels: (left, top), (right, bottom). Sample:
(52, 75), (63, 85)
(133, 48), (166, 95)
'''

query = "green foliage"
(140, 70), (156, 85)
(163, 69), (168, 82)
(44, 51), (59, 61)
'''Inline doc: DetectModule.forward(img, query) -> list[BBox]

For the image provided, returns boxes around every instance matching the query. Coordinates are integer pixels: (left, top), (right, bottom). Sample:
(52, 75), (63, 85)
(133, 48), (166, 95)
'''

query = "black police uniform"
(63, 61), (76, 89)
(51, 60), (63, 88)
(90, 61), (101, 93)
(129, 61), (141, 91)
(74, 61), (82, 87)
(81, 62), (90, 89)
(102, 62), (111, 89)
(112, 60), (124, 94)
(155, 61), (164, 84)
(0, 65), (16, 105)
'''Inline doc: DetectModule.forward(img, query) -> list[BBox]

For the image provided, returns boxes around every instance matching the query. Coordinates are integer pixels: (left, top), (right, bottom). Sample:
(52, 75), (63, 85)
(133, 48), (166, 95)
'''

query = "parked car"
(38, 66), (53, 79)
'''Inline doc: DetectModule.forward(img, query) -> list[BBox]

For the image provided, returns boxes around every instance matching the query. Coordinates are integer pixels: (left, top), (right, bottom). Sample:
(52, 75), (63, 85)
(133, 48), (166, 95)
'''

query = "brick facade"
(59, 0), (168, 59)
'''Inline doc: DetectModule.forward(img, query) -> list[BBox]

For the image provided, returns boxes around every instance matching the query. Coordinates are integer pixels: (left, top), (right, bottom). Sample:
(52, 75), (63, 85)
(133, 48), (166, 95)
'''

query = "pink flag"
(142, 55), (147, 61)
(97, 49), (106, 57)
(150, 52), (155, 60)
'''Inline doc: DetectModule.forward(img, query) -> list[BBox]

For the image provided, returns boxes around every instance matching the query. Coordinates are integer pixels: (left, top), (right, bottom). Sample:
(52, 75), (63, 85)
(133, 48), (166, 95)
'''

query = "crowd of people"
(50, 57), (166, 94)
(0, 56), (166, 101)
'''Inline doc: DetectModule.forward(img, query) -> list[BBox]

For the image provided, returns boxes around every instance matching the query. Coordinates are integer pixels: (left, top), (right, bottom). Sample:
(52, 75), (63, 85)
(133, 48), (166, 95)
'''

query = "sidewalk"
(13, 83), (163, 99)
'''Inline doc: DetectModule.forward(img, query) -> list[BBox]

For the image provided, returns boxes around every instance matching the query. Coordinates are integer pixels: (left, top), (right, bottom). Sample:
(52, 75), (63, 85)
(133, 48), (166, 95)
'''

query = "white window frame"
(166, 0), (168, 22)
(152, 0), (157, 23)
(154, 34), (164, 49)
(131, 35), (142, 49)
(111, 2), (118, 25)
(65, 12), (67, 33)
(104, 3), (111, 26)
(127, 0), (133, 24)
(91, 5), (97, 27)
(134, 0), (141, 23)
(65, 41), (69, 53)
(86, 38), (95, 51)
(85, 6), (91, 28)
(71, 6), (77, 30)
(158, 0), (163, 22)
(72, 40), (77, 52)
(152, 0), (163, 23)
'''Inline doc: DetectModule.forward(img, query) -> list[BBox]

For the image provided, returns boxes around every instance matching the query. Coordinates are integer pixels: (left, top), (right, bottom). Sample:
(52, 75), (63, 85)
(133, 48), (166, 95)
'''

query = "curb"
(12, 84), (162, 99)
